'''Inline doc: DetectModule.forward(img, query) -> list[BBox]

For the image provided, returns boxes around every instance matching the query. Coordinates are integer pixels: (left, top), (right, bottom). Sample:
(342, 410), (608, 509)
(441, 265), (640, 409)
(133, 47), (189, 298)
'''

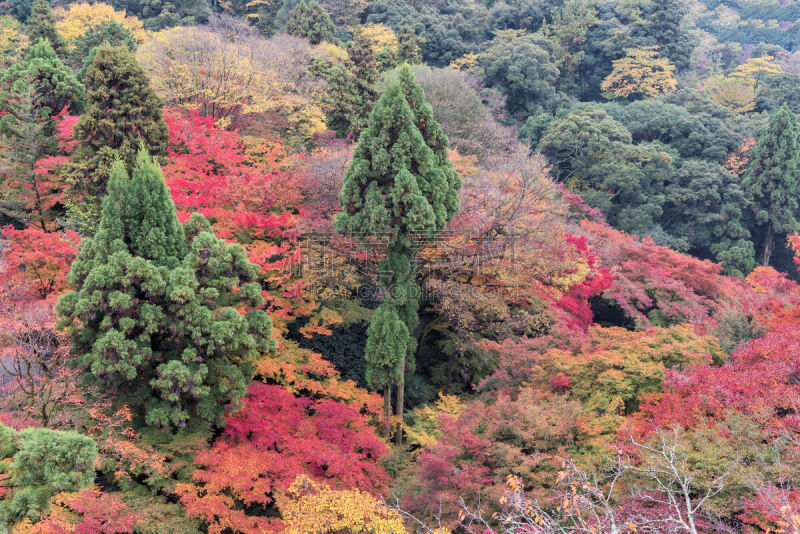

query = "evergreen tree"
(0, 86), (50, 230)
(0, 425), (97, 524)
(0, 39), (84, 119)
(25, 0), (65, 56)
(742, 103), (800, 266)
(311, 30), (379, 136)
(57, 151), (276, 431)
(335, 73), (459, 442)
(68, 44), (168, 214)
(286, 1), (333, 45)
(396, 25), (422, 65)
(71, 21), (137, 72)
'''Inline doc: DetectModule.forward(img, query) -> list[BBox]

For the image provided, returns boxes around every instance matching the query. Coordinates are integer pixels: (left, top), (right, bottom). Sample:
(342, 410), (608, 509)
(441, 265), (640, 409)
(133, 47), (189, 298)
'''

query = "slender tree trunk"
(763, 223), (774, 266)
(395, 358), (405, 445)
(383, 385), (392, 438)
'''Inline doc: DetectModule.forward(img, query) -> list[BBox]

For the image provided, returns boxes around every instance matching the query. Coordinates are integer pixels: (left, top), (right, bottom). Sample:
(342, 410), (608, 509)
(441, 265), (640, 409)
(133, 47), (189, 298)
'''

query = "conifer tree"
(286, 1), (333, 45)
(0, 39), (84, 119)
(69, 44), (168, 199)
(335, 72), (459, 442)
(57, 151), (275, 431)
(742, 103), (800, 266)
(311, 30), (379, 136)
(26, 0), (65, 57)
(396, 25), (422, 64)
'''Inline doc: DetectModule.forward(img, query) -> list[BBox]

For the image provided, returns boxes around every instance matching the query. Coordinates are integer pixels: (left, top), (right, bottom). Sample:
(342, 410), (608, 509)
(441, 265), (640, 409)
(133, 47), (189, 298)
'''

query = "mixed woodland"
(0, 0), (800, 532)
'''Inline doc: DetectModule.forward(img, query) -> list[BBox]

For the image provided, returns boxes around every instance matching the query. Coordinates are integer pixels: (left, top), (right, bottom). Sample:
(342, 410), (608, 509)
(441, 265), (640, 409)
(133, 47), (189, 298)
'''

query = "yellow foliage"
(54, 2), (146, 43)
(282, 475), (407, 534)
(314, 41), (348, 62)
(0, 15), (26, 66)
(601, 46), (677, 99)
(729, 55), (782, 90)
(404, 393), (464, 451)
(706, 75), (756, 114)
(448, 53), (479, 71)
(360, 24), (398, 55)
(137, 28), (326, 141)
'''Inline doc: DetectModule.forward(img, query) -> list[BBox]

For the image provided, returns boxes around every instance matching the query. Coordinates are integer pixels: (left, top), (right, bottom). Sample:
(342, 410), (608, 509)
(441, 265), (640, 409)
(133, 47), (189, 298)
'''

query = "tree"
(334, 68), (459, 442)
(0, 38), (84, 119)
(282, 475), (407, 534)
(601, 46), (677, 100)
(71, 21), (137, 74)
(53, 2), (146, 43)
(729, 55), (782, 92)
(0, 425), (98, 524)
(478, 32), (563, 119)
(741, 104), (800, 266)
(662, 160), (755, 276)
(56, 151), (276, 430)
(311, 30), (379, 137)
(176, 383), (388, 534)
(286, 1), (333, 45)
(69, 44), (167, 201)
(137, 22), (325, 139)
(25, 0), (65, 56)
(538, 104), (670, 235)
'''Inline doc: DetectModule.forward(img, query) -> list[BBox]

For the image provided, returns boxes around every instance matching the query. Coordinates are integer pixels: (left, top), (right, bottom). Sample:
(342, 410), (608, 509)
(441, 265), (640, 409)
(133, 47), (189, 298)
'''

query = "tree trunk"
(383, 386), (392, 438)
(395, 358), (405, 445)
(763, 223), (775, 266)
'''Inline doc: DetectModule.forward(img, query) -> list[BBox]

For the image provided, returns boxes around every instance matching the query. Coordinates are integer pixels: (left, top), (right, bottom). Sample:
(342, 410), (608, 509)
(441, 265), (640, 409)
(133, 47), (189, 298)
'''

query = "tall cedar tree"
(286, 1), (334, 45)
(56, 151), (276, 431)
(311, 30), (379, 137)
(335, 66), (459, 441)
(0, 40), (83, 230)
(26, 0), (65, 57)
(69, 44), (168, 199)
(742, 103), (800, 266)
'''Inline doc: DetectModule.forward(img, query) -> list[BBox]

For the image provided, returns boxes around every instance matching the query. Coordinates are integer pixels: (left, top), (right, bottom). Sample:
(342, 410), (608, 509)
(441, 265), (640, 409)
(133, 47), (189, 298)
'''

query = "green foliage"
(756, 73), (800, 114)
(742, 104), (800, 265)
(335, 68), (459, 428)
(539, 104), (669, 234)
(478, 32), (566, 119)
(137, 0), (212, 31)
(69, 44), (168, 201)
(604, 98), (741, 163)
(57, 152), (276, 431)
(72, 21), (137, 73)
(662, 159), (755, 276)
(311, 31), (379, 137)
(26, 0), (65, 56)
(287, 1), (333, 45)
(0, 38), (84, 118)
(0, 425), (97, 524)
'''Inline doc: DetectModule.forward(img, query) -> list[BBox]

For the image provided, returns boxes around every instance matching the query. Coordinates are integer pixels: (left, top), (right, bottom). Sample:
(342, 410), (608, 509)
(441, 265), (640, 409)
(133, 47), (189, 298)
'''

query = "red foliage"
(26, 489), (140, 533)
(162, 108), (309, 322)
(581, 220), (742, 327)
(177, 383), (388, 533)
(554, 234), (613, 333)
(634, 325), (800, 436)
(1, 225), (80, 299)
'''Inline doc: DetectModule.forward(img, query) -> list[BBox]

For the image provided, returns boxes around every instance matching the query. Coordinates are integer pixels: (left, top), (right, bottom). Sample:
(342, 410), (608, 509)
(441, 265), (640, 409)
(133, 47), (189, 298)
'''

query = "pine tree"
(57, 151), (276, 431)
(286, 1), (333, 45)
(68, 44), (168, 226)
(335, 75), (459, 442)
(742, 103), (800, 266)
(26, 0), (65, 57)
(0, 39), (84, 119)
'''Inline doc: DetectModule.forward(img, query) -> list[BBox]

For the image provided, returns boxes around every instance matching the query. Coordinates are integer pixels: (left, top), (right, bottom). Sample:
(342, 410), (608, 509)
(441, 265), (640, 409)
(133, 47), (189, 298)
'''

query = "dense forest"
(0, 0), (799, 531)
